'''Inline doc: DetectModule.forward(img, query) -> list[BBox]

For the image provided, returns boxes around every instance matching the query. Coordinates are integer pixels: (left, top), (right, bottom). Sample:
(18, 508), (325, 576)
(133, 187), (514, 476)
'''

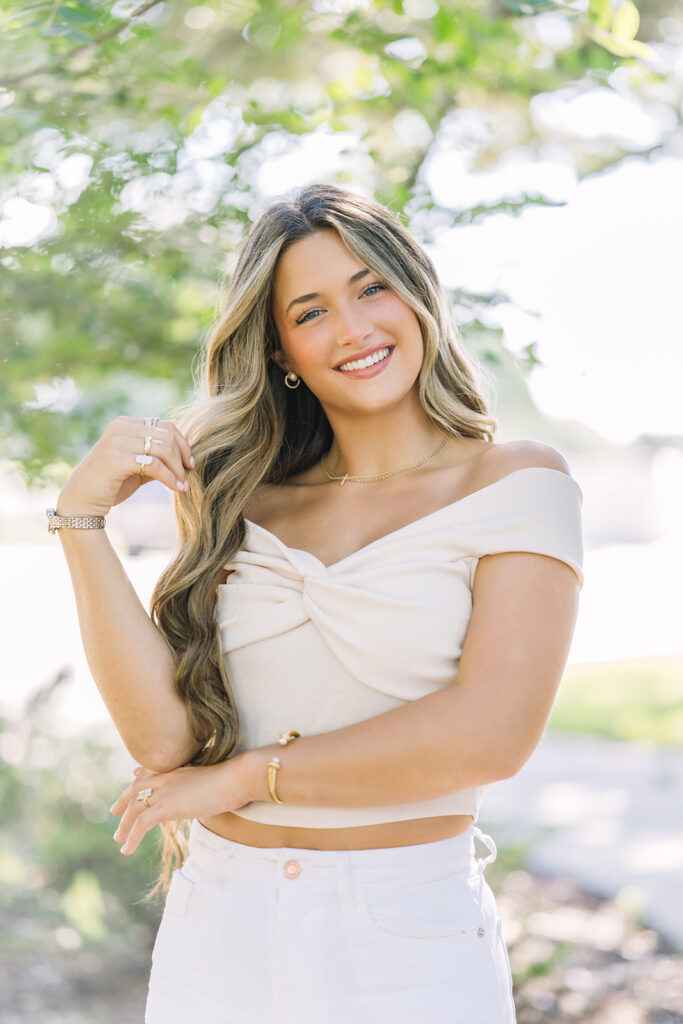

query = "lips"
(334, 345), (395, 371)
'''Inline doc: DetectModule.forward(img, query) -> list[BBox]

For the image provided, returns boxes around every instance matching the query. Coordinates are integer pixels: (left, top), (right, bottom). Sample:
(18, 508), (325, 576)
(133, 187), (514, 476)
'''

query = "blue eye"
(295, 282), (387, 325)
(363, 283), (387, 299)
(295, 308), (321, 325)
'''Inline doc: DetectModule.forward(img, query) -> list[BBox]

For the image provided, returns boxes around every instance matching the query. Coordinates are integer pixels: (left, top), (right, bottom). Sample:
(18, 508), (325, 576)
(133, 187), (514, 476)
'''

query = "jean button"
(283, 859), (301, 879)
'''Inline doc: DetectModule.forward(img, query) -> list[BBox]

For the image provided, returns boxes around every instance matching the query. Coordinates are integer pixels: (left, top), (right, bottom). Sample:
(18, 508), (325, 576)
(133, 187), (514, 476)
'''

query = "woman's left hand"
(110, 757), (252, 856)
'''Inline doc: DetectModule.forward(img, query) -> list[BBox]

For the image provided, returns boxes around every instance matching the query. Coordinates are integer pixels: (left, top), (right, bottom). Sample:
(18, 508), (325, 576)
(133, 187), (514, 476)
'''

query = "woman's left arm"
(247, 548), (581, 806)
(112, 548), (580, 854)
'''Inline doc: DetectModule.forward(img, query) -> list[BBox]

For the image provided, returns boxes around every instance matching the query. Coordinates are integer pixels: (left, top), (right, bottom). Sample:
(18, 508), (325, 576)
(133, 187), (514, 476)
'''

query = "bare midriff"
(198, 812), (475, 850)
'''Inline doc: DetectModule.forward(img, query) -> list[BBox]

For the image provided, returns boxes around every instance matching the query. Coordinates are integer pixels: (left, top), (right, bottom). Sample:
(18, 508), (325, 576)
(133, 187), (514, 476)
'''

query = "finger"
(110, 782), (137, 815)
(128, 417), (194, 470)
(110, 773), (160, 815)
(167, 422), (195, 469)
(120, 806), (162, 855)
(114, 792), (149, 845)
(116, 448), (187, 495)
(118, 435), (188, 494)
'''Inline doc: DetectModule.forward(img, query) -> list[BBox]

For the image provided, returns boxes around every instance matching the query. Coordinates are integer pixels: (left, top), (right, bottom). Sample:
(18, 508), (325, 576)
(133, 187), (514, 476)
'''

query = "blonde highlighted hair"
(144, 183), (498, 899)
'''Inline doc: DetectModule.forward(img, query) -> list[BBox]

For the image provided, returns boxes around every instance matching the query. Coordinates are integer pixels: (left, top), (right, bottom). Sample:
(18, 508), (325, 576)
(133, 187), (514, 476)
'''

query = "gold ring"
(136, 787), (153, 807)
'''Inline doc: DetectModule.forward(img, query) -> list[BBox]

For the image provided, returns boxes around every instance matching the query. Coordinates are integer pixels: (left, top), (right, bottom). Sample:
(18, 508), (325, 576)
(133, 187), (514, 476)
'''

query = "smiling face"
(270, 229), (425, 415)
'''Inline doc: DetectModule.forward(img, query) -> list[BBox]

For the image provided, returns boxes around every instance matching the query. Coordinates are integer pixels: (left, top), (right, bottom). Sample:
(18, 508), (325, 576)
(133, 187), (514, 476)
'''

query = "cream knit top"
(215, 467), (584, 828)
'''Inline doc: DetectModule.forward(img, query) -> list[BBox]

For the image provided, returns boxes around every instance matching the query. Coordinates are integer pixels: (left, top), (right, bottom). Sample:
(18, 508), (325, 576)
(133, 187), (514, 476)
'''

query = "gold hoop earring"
(284, 371), (300, 389)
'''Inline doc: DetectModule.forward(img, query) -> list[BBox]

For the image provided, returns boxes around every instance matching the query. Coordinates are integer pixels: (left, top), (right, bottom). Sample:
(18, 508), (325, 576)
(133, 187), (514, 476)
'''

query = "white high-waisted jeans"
(145, 819), (517, 1023)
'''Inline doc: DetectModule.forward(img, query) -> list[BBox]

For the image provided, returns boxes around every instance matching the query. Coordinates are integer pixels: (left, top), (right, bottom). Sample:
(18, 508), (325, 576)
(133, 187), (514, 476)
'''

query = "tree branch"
(0, 0), (165, 89)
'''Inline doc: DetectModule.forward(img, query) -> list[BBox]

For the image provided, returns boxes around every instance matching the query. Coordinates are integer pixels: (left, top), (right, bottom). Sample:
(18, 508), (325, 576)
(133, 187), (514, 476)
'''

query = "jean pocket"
(163, 865), (196, 918)
(359, 869), (487, 941)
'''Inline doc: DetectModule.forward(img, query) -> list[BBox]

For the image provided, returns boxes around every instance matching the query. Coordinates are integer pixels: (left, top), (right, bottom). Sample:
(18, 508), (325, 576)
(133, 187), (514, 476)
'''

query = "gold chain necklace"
(320, 431), (450, 487)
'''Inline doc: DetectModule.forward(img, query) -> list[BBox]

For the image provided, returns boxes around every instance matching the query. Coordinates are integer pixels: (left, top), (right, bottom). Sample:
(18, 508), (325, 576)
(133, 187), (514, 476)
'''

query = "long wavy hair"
(144, 182), (499, 899)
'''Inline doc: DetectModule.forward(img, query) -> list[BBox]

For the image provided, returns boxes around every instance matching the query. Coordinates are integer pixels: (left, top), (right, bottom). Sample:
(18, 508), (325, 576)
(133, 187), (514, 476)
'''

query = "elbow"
(491, 743), (533, 781)
(466, 745), (523, 787)
(127, 738), (204, 775)
(495, 756), (524, 781)
(136, 753), (185, 775)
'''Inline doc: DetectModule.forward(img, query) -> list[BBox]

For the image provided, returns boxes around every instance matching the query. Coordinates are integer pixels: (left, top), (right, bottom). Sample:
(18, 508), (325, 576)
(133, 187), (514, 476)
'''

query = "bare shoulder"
(482, 439), (573, 481)
(242, 479), (286, 523)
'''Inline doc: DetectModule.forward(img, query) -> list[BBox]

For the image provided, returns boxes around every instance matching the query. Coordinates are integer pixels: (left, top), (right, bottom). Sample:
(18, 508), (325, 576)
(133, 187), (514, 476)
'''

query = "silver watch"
(46, 507), (106, 533)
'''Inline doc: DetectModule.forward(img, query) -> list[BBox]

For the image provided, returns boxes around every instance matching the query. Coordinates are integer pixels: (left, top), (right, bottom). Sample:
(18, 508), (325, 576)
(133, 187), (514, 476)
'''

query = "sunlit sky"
(2, 64), (682, 446)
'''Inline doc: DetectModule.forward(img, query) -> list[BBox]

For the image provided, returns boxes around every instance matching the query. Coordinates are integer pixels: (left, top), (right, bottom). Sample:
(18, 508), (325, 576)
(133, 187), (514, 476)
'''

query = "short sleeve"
(466, 467), (585, 590)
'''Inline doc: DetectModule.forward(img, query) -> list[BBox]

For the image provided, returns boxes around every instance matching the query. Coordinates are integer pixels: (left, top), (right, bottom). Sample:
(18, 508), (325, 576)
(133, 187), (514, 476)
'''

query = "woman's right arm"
(54, 416), (203, 773)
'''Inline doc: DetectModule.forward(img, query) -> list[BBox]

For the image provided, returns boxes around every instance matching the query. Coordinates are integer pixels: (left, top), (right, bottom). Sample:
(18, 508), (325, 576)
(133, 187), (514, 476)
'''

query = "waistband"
(186, 819), (497, 885)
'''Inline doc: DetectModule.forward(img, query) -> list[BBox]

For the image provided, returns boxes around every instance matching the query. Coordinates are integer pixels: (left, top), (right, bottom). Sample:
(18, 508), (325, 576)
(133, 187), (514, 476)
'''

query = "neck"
(321, 405), (448, 480)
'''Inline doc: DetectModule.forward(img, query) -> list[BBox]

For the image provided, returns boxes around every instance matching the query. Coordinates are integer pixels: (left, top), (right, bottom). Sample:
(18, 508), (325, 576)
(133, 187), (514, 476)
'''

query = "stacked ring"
(136, 415), (160, 477)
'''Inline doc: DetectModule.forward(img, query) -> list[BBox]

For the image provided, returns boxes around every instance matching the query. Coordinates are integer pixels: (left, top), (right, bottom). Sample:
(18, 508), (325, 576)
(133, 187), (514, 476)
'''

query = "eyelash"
(294, 282), (387, 325)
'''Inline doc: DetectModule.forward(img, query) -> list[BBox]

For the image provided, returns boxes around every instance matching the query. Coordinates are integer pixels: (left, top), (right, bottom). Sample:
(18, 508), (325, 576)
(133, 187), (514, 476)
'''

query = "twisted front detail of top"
(214, 467), (584, 829)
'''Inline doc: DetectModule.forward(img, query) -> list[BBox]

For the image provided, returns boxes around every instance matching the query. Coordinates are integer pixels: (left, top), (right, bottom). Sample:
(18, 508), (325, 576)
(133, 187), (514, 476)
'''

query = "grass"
(549, 653), (683, 746)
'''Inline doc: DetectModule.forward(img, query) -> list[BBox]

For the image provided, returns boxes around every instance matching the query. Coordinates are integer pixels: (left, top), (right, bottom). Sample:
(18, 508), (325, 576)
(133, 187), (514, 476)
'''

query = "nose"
(335, 304), (372, 345)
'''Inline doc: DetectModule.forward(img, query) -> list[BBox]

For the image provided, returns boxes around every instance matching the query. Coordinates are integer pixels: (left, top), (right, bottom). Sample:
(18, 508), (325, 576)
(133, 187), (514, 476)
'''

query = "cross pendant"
(340, 474), (349, 486)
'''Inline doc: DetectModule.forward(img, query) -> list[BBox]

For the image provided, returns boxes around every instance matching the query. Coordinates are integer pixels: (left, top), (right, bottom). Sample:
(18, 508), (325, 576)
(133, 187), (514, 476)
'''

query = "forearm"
(56, 512), (200, 771)
(240, 683), (512, 809)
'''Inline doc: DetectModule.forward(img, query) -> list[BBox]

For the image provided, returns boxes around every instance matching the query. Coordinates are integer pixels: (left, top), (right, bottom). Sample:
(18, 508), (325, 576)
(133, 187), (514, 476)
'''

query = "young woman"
(50, 183), (584, 1023)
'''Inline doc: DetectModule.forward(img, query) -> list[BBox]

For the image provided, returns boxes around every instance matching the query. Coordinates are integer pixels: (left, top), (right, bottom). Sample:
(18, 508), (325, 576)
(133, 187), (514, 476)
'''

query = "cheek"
(276, 332), (313, 369)
(383, 304), (423, 353)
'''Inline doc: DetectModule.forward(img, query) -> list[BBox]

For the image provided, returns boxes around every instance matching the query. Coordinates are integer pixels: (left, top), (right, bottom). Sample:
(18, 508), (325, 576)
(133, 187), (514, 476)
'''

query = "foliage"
(550, 653), (683, 746)
(0, 0), (673, 482)
(0, 704), (163, 961)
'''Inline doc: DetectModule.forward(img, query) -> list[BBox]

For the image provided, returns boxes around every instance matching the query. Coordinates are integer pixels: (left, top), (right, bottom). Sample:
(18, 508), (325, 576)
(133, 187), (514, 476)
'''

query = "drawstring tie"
(470, 825), (498, 910)
(472, 824), (498, 874)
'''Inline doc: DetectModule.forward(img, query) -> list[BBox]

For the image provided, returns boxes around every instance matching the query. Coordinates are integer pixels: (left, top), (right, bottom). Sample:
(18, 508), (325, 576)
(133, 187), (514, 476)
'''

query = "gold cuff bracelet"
(267, 730), (301, 804)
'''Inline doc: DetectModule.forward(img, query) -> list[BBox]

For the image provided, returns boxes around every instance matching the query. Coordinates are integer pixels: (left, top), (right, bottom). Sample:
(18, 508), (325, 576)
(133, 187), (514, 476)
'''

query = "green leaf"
(57, 5), (98, 24)
(587, 24), (652, 58)
(39, 21), (71, 36)
(589, 0), (613, 30)
(62, 22), (94, 43)
(612, 0), (639, 41)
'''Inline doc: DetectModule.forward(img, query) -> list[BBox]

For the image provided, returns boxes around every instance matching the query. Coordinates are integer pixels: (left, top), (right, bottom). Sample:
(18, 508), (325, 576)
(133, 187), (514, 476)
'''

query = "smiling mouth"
(334, 346), (395, 373)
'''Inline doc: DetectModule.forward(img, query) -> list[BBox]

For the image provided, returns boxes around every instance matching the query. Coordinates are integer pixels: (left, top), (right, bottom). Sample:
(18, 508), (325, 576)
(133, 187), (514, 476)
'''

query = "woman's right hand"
(56, 416), (195, 518)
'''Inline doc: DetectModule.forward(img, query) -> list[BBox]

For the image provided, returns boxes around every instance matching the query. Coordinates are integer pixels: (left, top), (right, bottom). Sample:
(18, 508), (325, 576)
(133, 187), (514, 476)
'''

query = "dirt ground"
(3, 868), (681, 1022)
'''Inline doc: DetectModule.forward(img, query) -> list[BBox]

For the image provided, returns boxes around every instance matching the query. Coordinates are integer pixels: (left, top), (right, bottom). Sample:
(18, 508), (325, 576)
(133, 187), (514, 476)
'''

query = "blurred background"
(1, 0), (682, 1021)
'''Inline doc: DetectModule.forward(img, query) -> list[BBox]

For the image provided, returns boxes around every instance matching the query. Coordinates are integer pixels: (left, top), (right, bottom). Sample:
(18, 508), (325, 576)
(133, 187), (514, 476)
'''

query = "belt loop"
(472, 825), (498, 874)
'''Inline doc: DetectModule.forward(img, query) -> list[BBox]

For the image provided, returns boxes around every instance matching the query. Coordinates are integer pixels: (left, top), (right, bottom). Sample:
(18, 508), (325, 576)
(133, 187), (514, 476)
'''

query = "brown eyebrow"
(285, 268), (372, 316)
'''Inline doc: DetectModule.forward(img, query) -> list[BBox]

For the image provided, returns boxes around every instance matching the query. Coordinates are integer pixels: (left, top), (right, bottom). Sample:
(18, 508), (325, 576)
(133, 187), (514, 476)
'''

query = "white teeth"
(337, 347), (391, 372)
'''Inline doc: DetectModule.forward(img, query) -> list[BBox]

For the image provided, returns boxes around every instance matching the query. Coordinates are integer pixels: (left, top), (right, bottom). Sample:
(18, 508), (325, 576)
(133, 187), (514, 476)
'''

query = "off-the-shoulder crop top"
(214, 466), (584, 828)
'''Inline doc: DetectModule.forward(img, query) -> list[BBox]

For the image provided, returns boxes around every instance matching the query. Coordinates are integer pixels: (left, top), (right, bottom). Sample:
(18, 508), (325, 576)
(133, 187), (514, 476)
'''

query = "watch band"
(46, 507), (106, 534)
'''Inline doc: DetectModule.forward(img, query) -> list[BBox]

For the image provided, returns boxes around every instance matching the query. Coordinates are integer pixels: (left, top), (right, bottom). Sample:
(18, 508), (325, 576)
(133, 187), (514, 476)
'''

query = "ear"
(271, 348), (289, 374)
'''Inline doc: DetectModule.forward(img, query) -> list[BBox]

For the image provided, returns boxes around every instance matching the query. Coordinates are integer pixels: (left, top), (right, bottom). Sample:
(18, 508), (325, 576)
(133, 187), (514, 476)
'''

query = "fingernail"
(109, 804), (117, 813)
(189, 456), (195, 468)
(113, 829), (120, 841)
(120, 844), (129, 855)
(177, 479), (185, 490)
